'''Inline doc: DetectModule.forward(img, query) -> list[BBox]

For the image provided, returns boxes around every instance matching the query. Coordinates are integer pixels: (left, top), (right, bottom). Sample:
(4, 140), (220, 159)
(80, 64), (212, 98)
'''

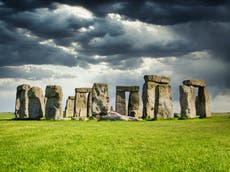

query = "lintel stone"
(183, 80), (206, 87)
(75, 88), (92, 93)
(144, 75), (170, 84)
(116, 86), (139, 92)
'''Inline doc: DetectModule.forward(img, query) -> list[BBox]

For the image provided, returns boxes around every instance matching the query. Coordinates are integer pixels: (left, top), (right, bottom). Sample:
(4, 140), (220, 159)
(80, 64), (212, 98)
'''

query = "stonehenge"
(14, 75), (212, 120)
(74, 88), (92, 118)
(142, 75), (173, 119)
(92, 83), (110, 116)
(64, 96), (75, 117)
(15, 84), (30, 119)
(45, 85), (63, 120)
(28, 87), (45, 119)
(115, 86), (140, 117)
(179, 80), (211, 118)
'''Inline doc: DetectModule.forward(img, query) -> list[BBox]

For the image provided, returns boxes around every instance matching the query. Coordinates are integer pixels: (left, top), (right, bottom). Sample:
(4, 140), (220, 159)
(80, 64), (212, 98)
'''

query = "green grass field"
(0, 113), (229, 171)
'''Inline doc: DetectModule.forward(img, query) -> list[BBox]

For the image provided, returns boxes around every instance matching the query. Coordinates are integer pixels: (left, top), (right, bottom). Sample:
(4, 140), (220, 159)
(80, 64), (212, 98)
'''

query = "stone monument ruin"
(45, 85), (63, 120)
(74, 88), (92, 118)
(64, 96), (75, 117)
(115, 86), (140, 117)
(28, 86), (45, 119)
(15, 84), (31, 119)
(179, 80), (211, 118)
(92, 83), (110, 116)
(142, 75), (173, 119)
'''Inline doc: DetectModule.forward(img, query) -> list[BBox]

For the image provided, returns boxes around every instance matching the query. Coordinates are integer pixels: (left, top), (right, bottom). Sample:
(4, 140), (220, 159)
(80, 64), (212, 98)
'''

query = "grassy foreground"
(0, 113), (229, 172)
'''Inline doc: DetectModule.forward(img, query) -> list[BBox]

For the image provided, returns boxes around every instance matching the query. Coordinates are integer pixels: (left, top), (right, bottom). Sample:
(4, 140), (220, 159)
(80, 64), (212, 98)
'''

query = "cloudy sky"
(0, 0), (230, 112)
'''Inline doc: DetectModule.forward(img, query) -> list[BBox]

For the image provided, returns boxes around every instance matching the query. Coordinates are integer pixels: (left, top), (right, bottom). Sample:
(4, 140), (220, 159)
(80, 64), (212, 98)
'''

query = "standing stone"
(179, 85), (196, 118)
(116, 91), (126, 116)
(15, 84), (30, 119)
(142, 82), (157, 118)
(74, 92), (87, 117)
(64, 96), (75, 117)
(87, 92), (92, 117)
(28, 87), (45, 119)
(92, 83), (110, 116)
(155, 84), (173, 119)
(196, 87), (211, 118)
(128, 91), (140, 117)
(45, 85), (63, 120)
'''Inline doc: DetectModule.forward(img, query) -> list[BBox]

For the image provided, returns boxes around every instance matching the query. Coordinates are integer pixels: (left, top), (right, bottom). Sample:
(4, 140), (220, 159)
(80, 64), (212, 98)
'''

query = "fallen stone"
(96, 111), (140, 121)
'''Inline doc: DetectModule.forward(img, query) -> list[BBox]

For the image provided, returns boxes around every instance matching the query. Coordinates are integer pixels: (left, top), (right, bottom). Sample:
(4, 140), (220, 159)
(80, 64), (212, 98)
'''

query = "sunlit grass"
(0, 113), (229, 171)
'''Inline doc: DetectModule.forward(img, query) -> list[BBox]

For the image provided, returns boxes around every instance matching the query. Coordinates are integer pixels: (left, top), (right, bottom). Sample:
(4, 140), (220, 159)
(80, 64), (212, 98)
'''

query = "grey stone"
(45, 85), (63, 120)
(28, 87), (45, 119)
(64, 96), (75, 117)
(116, 86), (139, 92)
(183, 80), (206, 87)
(179, 85), (196, 118)
(144, 75), (170, 84)
(155, 84), (173, 119)
(92, 83), (110, 116)
(196, 87), (211, 118)
(115, 91), (126, 116)
(128, 91), (140, 117)
(87, 92), (92, 117)
(75, 88), (92, 93)
(15, 84), (30, 119)
(97, 111), (140, 121)
(74, 92), (87, 117)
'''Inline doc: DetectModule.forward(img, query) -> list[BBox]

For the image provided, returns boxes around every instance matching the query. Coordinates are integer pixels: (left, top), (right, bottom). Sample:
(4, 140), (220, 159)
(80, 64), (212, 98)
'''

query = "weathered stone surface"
(74, 92), (87, 117)
(87, 92), (92, 117)
(116, 86), (139, 92)
(155, 85), (173, 119)
(144, 75), (170, 84)
(128, 91), (140, 117)
(142, 82), (158, 118)
(28, 87), (45, 119)
(196, 87), (211, 118)
(179, 85), (196, 118)
(92, 83), (110, 116)
(45, 85), (63, 120)
(75, 88), (92, 93)
(183, 80), (206, 87)
(97, 111), (140, 121)
(64, 96), (75, 117)
(115, 91), (126, 116)
(15, 84), (30, 119)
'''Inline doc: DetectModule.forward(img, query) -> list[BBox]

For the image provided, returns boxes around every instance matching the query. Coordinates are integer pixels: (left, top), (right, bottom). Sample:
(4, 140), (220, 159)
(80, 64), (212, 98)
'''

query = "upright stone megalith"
(15, 84), (30, 119)
(92, 83), (110, 116)
(179, 85), (196, 118)
(128, 91), (140, 117)
(74, 88), (92, 118)
(28, 87), (45, 119)
(179, 79), (211, 118)
(45, 85), (63, 120)
(142, 75), (173, 119)
(64, 96), (75, 117)
(116, 91), (126, 116)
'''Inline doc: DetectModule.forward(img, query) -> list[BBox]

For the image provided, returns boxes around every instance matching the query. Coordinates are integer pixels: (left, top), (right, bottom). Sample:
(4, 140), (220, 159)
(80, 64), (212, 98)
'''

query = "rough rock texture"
(15, 84), (30, 119)
(179, 85), (196, 118)
(144, 75), (170, 84)
(64, 96), (75, 117)
(155, 85), (173, 119)
(74, 92), (87, 117)
(87, 92), (92, 117)
(75, 88), (92, 93)
(45, 85), (63, 120)
(116, 86), (139, 92)
(142, 82), (157, 118)
(183, 80), (206, 87)
(28, 87), (45, 119)
(97, 111), (140, 121)
(196, 87), (211, 118)
(128, 91), (140, 117)
(115, 91), (126, 116)
(92, 83), (110, 116)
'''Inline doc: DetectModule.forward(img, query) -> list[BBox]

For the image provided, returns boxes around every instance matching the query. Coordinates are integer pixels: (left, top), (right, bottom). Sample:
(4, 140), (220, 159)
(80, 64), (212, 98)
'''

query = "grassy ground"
(0, 113), (229, 172)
